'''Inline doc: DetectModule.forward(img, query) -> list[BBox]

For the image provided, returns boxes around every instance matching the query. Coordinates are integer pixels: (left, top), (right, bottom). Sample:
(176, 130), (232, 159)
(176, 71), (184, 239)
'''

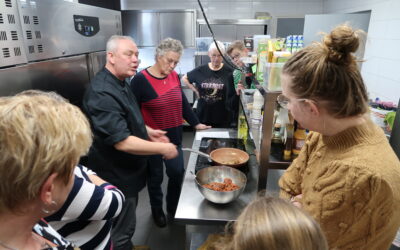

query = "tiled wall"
(121, 0), (323, 19)
(324, 0), (400, 103)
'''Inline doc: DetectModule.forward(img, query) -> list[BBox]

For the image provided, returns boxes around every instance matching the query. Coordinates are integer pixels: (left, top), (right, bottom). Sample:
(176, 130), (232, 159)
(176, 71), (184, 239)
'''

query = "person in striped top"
(131, 38), (210, 227)
(46, 165), (125, 250)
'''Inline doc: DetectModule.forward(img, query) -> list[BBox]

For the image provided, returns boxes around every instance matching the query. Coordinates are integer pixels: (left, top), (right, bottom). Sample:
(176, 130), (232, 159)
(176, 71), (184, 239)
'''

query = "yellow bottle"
(292, 124), (306, 158)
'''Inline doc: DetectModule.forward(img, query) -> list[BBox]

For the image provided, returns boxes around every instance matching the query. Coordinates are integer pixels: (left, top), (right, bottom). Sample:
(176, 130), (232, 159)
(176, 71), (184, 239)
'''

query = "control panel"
(73, 15), (100, 37)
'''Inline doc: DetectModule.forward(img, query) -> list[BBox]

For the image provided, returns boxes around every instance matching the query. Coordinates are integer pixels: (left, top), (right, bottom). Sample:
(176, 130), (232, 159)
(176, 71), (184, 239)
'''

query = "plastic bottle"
(238, 115), (248, 140)
(252, 90), (264, 124)
(292, 124), (306, 158)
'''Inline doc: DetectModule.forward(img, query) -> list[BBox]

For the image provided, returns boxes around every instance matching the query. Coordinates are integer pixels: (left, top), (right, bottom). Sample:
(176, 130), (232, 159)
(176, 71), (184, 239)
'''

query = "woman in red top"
(131, 38), (210, 227)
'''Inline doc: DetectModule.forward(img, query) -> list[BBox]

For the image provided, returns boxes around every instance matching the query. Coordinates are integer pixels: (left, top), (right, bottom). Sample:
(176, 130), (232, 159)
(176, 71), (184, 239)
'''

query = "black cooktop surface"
(194, 137), (252, 173)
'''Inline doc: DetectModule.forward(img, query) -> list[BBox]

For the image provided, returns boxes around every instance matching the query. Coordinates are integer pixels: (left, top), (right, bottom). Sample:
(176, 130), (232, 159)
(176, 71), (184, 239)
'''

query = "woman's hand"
(195, 123), (212, 130)
(236, 82), (245, 95)
(146, 126), (170, 143)
(290, 194), (303, 208)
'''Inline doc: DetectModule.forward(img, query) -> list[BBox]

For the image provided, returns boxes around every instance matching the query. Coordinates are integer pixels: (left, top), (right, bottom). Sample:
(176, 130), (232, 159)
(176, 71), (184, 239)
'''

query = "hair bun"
(323, 24), (360, 64)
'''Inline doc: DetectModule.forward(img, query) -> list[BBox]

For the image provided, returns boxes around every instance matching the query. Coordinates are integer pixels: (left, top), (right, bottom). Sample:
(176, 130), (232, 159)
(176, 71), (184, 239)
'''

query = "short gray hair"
(106, 35), (135, 53)
(208, 41), (225, 53)
(155, 38), (183, 59)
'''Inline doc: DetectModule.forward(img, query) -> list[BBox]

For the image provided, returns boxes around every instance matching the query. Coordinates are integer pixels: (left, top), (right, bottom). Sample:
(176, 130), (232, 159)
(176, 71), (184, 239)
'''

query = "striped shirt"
(46, 165), (125, 250)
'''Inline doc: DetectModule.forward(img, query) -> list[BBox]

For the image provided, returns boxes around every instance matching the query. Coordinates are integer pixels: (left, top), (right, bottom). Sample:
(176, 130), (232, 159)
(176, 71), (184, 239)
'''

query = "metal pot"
(182, 147), (249, 168)
(194, 165), (247, 204)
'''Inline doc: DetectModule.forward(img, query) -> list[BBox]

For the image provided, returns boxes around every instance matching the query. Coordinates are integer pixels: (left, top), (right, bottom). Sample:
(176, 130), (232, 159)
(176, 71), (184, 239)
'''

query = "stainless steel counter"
(175, 128), (259, 225)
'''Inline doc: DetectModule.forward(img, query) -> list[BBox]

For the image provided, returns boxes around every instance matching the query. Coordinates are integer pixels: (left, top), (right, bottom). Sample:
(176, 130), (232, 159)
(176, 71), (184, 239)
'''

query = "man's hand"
(146, 126), (170, 143)
(195, 123), (212, 130)
(161, 143), (178, 160)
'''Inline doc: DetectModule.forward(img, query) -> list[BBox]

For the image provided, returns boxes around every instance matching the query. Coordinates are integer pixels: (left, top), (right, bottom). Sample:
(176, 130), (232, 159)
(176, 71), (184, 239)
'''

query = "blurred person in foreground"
(83, 35), (178, 250)
(278, 24), (400, 249)
(131, 38), (210, 227)
(18, 89), (125, 250)
(206, 196), (328, 250)
(0, 94), (92, 249)
(182, 41), (237, 128)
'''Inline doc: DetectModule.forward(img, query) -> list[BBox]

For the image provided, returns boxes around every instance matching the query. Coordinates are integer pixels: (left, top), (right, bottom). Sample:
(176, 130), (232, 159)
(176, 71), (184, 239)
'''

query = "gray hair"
(208, 41), (225, 53)
(155, 38), (183, 59)
(106, 35), (135, 53)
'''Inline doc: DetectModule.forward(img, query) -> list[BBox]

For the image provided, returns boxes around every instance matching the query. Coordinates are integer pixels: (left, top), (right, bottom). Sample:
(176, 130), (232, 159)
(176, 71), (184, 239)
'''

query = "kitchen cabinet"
(122, 9), (196, 47)
(197, 19), (269, 42)
(160, 12), (195, 47)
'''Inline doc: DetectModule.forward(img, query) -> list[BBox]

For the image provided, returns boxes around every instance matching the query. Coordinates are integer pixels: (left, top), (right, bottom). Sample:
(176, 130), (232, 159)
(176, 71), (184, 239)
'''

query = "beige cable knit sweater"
(279, 120), (400, 250)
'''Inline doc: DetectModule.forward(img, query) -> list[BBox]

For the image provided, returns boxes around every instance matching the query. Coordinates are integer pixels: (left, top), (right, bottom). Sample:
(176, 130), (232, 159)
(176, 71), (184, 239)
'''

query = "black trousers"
(147, 146), (184, 215)
(112, 196), (138, 250)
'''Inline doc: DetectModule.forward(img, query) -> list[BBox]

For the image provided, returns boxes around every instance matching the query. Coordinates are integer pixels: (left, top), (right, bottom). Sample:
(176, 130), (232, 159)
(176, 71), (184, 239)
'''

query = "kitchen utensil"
(183, 147), (249, 168)
(194, 165), (247, 204)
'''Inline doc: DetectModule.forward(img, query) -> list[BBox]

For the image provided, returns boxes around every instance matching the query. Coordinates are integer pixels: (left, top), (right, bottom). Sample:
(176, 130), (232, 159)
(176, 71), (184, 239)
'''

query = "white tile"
(230, 2), (253, 19)
(376, 0), (400, 20)
(207, 2), (231, 19)
(361, 57), (380, 76)
(378, 58), (400, 82)
(252, 1), (276, 13)
(379, 39), (400, 61)
(373, 78), (400, 103)
(366, 20), (388, 39)
(274, 2), (299, 16)
(299, 2), (324, 14)
(363, 59), (400, 103)
(362, 72), (381, 99)
(384, 20), (400, 40)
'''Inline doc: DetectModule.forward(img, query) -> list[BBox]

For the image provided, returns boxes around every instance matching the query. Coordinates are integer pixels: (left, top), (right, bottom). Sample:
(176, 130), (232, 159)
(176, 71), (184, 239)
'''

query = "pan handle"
(182, 148), (212, 161)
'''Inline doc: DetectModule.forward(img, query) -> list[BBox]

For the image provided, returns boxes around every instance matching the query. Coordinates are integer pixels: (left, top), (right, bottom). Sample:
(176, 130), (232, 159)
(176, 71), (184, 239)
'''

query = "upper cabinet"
(197, 19), (269, 42)
(122, 10), (196, 47)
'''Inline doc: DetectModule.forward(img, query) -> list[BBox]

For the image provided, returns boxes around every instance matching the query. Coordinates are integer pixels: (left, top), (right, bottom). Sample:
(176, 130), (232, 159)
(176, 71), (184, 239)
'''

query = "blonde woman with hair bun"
(279, 24), (400, 249)
(223, 196), (328, 250)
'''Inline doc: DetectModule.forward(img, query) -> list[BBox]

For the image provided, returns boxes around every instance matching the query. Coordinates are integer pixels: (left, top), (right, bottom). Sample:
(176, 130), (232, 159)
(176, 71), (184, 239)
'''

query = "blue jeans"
(147, 145), (184, 214)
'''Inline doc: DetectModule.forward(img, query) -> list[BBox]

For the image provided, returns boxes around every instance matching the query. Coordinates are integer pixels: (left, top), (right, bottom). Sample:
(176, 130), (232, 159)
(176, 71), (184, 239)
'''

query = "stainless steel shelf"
(239, 89), (291, 190)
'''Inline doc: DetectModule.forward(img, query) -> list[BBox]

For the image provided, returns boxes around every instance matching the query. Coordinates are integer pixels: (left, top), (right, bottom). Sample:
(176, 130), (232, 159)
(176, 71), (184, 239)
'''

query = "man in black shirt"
(83, 35), (178, 250)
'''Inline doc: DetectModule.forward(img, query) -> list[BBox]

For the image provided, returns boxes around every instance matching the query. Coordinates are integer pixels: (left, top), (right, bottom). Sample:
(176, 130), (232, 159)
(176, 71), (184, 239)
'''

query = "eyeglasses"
(276, 94), (308, 109)
(231, 53), (241, 60)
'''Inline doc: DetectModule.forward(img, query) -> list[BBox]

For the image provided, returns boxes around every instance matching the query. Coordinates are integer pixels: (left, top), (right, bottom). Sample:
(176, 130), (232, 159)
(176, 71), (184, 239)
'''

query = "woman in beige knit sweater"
(278, 24), (400, 249)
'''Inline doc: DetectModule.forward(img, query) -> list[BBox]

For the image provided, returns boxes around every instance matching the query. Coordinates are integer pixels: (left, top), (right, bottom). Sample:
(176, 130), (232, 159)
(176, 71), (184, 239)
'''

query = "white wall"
(121, 0), (323, 19)
(324, 0), (400, 103)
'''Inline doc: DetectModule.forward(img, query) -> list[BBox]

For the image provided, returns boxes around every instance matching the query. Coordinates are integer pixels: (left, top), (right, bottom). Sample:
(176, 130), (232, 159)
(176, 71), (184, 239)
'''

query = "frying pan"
(182, 147), (249, 168)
